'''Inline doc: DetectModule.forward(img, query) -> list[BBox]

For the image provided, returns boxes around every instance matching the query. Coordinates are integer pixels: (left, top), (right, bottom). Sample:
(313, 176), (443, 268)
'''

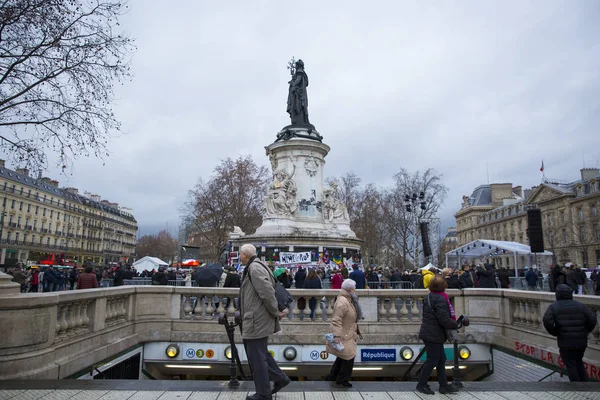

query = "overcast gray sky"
(42, 0), (600, 238)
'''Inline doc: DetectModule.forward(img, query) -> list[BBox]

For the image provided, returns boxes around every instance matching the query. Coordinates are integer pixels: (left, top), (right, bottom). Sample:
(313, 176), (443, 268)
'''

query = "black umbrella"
(194, 263), (224, 287)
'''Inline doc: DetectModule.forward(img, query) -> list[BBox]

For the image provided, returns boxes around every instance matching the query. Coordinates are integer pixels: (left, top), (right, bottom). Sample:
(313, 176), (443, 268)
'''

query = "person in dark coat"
(124, 266), (135, 280)
(294, 267), (306, 289)
(476, 265), (496, 288)
(277, 270), (292, 289)
(113, 265), (126, 287)
(43, 266), (59, 292)
(591, 271), (600, 296)
(459, 265), (476, 289)
(349, 265), (366, 289)
(496, 268), (510, 289)
(167, 268), (177, 282)
(224, 267), (241, 288)
(549, 265), (566, 292)
(303, 269), (323, 320)
(152, 268), (169, 285)
(442, 268), (460, 289)
(566, 267), (580, 294)
(525, 268), (538, 290)
(417, 275), (459, 395)
(366, 268), (379, 288)
(543, 284), (597, 381)
(69, 268), (78, 290)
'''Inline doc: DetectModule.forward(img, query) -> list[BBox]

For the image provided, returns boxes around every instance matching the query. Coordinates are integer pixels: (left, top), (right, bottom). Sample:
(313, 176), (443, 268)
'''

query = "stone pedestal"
(0, 271), (19, 295)
(233, 125), (361, 256)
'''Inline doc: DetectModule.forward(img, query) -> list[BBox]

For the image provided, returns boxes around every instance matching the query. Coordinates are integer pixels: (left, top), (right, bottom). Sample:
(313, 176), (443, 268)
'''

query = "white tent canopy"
(445, 239), (553, 274)
(132, 256), (168, 272)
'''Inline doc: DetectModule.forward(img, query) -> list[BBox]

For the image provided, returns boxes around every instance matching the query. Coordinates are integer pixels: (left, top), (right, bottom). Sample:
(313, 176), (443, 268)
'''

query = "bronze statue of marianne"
(287, 59), (311, 126)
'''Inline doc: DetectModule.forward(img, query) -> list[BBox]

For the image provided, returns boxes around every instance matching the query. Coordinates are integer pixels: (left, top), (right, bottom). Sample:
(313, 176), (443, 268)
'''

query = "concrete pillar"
(0, 248), (5, 264)
(289, 246), (294, 251)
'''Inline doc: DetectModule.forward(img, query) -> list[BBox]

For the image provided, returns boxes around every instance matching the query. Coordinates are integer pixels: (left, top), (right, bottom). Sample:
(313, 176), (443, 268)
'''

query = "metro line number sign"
(183, 347), (213, 360)
(514, 341), (600, 380)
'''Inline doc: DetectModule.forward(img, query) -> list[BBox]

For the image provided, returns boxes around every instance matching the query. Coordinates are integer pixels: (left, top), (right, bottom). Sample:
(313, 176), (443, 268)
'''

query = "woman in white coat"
(325, 279), (362, 388)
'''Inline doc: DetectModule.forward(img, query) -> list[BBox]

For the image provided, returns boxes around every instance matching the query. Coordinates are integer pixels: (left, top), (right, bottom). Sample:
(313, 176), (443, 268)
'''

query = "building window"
(28, 189), (31, 198)
(19, 187), (23, 195)
(35, 205), (38, 215)
(50, 210), (53, 218)
(19, 202), (22, 211)
(578, 208), (584, 221)
(562, 229), (568, 243)
(57, 212), (60, 220)
(26, 204), (30, 212)
(10, 200), (14, 209)
(592, 204), (597, 217)
(43, 208), (46, 217)
(47, 237), (50, 245)
(33, 220), (37, 229)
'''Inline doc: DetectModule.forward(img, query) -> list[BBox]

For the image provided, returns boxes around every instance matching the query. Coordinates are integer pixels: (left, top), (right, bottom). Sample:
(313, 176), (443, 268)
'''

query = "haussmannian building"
(0, 160), (138, 266)
(455, 168), (600, 269)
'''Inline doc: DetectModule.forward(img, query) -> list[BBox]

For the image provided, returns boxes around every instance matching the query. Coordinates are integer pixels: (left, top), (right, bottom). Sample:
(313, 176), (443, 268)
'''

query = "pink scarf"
(431, 291), (456, 321)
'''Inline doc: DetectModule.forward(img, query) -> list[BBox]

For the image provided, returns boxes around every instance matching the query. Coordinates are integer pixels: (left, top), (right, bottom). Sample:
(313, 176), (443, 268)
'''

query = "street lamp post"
(0, 195), (8, 264)
(404, 192), (427, 267)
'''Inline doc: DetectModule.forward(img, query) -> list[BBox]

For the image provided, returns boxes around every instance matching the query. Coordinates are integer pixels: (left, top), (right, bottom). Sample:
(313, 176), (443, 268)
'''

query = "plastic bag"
(325, 333), (344, 351)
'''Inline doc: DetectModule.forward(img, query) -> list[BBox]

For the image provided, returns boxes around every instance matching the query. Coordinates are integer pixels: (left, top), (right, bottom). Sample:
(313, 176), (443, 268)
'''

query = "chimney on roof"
(65, 187), (79, 194)
(49, 180), (59, 187)
(16, 168), (29, 177)
(581, 168), (600, 181)
(524, 186), (538, 201)
(40, 177), (52, 185)
(512, 186), (523, 197)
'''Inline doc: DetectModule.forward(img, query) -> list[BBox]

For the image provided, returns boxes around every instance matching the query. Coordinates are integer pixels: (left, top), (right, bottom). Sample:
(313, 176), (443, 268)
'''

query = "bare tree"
(569, 212), (599, 267)
(0, 0), (135, 170)
(382, 168), (448, 269)
(182, 156), (269, 262)
(352, 183), (386, 266)
(135, 229), (178, 264)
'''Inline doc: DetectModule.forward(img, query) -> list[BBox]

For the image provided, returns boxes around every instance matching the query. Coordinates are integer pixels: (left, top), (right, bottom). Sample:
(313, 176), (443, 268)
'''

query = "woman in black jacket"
(417, 275), (459, 395)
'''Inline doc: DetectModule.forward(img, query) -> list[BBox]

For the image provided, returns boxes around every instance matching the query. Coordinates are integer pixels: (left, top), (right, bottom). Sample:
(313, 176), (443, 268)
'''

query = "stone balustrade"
(0, 286), (598, 380)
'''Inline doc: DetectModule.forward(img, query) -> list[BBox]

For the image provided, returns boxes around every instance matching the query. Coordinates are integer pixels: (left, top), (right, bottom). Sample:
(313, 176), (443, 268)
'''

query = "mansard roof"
(0, 166), (136, 223)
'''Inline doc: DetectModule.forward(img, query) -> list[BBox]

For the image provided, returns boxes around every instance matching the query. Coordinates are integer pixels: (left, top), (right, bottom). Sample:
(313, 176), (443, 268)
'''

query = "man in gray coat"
(240, 244), (290, 400)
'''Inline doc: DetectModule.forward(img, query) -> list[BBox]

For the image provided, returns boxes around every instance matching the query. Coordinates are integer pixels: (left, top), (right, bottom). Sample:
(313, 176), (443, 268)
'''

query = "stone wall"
(0, 286), (598, 379)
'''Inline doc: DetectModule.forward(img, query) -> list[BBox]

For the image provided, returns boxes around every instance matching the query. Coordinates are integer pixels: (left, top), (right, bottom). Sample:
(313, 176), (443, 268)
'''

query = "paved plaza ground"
(1, 381), (600, 400)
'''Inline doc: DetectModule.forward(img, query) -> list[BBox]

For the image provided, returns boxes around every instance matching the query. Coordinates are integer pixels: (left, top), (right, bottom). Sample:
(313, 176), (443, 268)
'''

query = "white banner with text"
(279, 251), (312, 264)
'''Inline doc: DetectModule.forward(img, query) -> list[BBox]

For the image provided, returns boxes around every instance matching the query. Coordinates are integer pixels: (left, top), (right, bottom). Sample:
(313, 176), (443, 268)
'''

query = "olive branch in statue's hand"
(287, 57), (296, 75)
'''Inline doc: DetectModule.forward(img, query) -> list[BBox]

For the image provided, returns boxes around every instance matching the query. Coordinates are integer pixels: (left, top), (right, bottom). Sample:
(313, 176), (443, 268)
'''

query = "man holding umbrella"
(240, 244), (290, 400)
(193, 263), (224, 287)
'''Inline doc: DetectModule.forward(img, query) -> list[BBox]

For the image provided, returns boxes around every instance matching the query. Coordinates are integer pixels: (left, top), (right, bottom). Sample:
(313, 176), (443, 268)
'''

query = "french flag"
(540, 160), (544, 173)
